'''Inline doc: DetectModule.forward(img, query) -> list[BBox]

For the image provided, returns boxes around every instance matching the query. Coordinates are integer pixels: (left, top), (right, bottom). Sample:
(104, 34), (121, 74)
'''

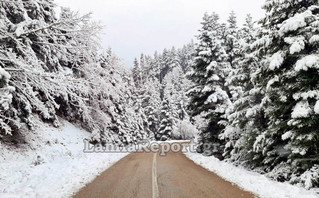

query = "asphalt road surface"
(74, 145), (257, 198)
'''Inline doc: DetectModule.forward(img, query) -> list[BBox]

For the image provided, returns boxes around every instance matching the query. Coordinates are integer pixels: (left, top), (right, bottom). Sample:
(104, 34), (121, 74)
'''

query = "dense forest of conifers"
(0, 0), (318, 189)
(186, 0), (319, 189)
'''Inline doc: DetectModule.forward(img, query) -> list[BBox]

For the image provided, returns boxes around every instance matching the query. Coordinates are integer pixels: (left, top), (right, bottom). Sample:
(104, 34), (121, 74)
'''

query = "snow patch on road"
(185, 152), (319, 198)
(0, 119), (128, 198)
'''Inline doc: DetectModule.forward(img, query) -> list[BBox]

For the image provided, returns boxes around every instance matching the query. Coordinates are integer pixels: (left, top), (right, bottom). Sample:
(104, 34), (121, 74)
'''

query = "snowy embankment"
(0, 119), (128, 198)
(186, 152), (319, 198)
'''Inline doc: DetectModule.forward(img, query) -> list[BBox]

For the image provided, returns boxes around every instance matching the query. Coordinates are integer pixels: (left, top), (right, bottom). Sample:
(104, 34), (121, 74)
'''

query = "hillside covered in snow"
(0, 119), (128, 197)
(0, 0), (148, 146)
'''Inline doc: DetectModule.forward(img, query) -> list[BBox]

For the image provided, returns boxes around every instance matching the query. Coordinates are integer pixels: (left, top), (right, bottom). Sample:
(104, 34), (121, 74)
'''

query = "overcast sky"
(54, 0), (265, 67)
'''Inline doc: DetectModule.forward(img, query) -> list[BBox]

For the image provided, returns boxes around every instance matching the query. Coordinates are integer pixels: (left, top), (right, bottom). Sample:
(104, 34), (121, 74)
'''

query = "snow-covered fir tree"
(187, 12), (231, 156)
(220, 14), (267, 162)
(224, 11), (244, 103)
(224, 11), (241, 69)
(140, 77), (161, 138)
(132, 58), (142, 86)
(156, 99), (173, 141)
(250, 0), (319, 187)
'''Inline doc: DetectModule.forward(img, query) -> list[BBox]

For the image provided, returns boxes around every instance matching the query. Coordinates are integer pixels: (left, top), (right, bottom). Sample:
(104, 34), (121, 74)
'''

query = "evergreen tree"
(142, 78), (161, 138)
(224, 11), (241, 68)
(164, 66), (188, 122)
(178, 42), (195, 73)
(156, 99), (173, 141)
(187, 12), (231, 155)
(132, 58), (141, 86)
(221, 14), (267, 162)
(224, 11), (243, 102)
(251, 0), (319, 184)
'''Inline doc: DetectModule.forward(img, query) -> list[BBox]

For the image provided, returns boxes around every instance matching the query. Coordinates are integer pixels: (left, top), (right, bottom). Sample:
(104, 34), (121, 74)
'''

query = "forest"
(0, 0), (318, 191)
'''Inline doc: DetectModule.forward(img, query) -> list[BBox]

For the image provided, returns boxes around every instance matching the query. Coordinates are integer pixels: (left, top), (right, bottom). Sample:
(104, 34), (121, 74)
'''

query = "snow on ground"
(0, 119), (128, 198)
(185, 152), (319, 198)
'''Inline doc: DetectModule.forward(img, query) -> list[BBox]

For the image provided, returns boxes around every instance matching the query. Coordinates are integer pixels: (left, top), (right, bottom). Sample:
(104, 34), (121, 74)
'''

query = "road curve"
(74, 148), (257, 198)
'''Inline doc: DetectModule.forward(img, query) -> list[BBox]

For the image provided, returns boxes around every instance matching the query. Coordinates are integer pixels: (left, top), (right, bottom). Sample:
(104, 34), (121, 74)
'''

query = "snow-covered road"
(74, 144), (256, 198)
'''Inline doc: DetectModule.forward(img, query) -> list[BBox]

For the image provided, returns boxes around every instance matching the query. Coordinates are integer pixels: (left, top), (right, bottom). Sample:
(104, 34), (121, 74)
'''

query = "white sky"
(54, 0), (265, 67)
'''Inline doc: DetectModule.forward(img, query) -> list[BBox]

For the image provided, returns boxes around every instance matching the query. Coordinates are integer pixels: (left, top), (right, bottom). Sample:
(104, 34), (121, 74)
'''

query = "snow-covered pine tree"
(187, 12), (231, 156)
(150, 51), (161, 81)
(132, 58), (142, 86)
(156, 99), (173, 141)
(224, 11), (244, 103)
(178, 42), (196, 73)
(139, 53), (150, 82)
(164, 66), (182, 118)
(224, 11), (241, 68)
(252, 0), (319, 186)
(141, 78), (161, 138)
(163, 65), (189, 138)
(221, 14), (268, 163)
(218, 12), (243, 157)
(158, 48), (175, 99)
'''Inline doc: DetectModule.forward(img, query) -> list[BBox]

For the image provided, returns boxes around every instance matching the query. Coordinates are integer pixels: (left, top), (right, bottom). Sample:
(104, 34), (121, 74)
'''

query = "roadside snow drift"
(186, 152), (319, 198)
(0, 120), (127, 198)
